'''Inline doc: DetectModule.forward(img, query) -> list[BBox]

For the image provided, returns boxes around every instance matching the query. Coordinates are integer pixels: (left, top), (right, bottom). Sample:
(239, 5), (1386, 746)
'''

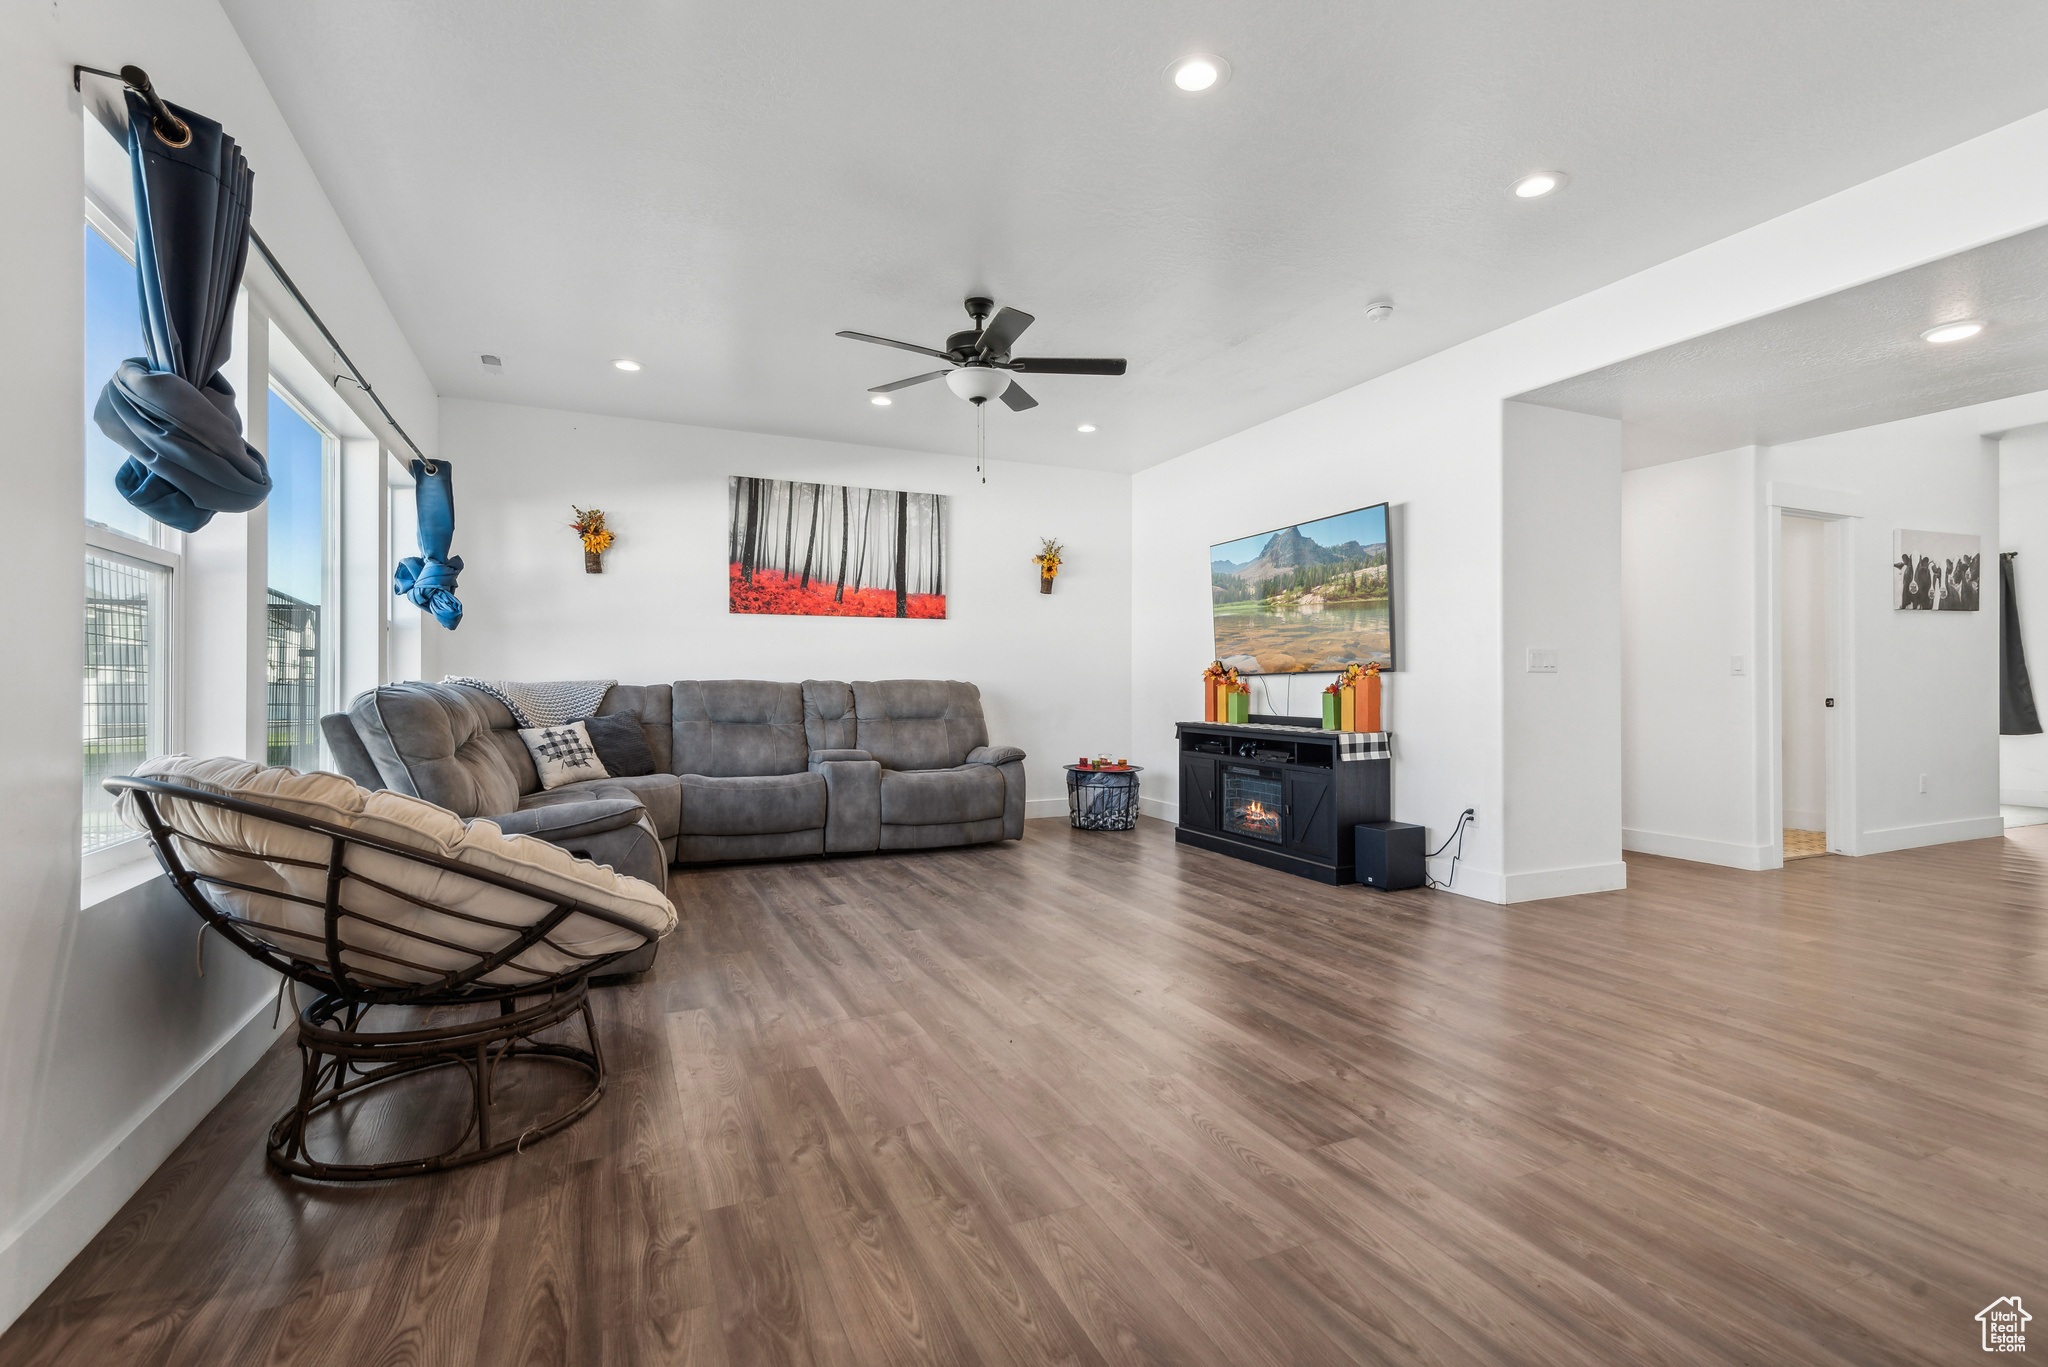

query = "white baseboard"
(1024, 797), (1068, 820)
(0, 989), (284, 1333)
(1138, 795), (1178, 823)
(2000, 788), (2048, 809)
(1624, 827), (1775, 871)
(1501, 861), (1629, 903)
(1857, 815), (2006, 855)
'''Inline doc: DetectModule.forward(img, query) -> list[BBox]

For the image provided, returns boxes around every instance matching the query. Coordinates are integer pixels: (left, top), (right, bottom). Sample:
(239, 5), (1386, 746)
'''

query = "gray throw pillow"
(583, 713), (658, 777)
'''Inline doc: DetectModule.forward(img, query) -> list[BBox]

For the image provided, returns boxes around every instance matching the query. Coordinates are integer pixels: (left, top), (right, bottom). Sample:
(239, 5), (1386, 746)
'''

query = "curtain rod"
(74, 62), (438, 475)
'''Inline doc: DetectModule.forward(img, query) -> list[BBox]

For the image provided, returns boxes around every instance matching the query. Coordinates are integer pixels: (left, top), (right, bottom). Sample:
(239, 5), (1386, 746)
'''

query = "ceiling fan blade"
(999, 380), (1038, 411)
(1007, 357), (1127, 376)
(975, 307), (1035, 358)
(869, 369), (950, 393)
(836, 330), (951, 361)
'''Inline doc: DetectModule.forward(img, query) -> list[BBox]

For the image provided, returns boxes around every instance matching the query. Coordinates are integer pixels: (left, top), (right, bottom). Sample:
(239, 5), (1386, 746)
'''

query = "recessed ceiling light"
(1077, 424), (1097, 433)
(1512, 171), (1567, 199)
(1921, 320), (1985, 344)
(612, 358), (642, 371)
(871, 395), (893, 406)
(1170, 54), (1229, 93)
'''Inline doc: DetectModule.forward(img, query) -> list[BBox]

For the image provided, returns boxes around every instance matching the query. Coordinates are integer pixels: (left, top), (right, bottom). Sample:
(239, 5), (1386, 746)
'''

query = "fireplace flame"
(1239, 799), (1279, 832)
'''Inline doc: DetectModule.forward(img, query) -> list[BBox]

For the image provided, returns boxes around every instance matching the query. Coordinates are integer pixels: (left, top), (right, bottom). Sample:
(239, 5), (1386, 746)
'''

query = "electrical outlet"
(1730, 655), (1746, 676)
(1526, 649), (1558, 674)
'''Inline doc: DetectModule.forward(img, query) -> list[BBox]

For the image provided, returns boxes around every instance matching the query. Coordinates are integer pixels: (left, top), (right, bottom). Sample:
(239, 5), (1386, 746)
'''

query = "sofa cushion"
(348, 682), (528, 819)
(519, 721), (611, 790)
(853, 680), (990, 772)
(119, 755), (674, 986)
(519, 772), (682, 841)
(678, 771), (826, 836)
(595, 684), (673, 774)
(673, 680), (809, 777)
(583, 712), (657, 777)
(879, 764), (1006, 826)
(802, 680), (857, 751)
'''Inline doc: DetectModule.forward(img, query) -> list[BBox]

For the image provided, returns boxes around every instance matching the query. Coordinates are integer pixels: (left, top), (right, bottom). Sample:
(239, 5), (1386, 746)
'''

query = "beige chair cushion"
(119, 756), (677, 987)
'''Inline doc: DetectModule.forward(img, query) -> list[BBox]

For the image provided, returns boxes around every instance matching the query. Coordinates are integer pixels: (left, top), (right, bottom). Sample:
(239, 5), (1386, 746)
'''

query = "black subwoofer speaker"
(1355, 821), (1425, 890)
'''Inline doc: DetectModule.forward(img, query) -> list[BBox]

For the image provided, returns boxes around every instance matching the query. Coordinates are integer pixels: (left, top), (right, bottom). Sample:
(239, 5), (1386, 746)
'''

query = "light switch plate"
(1526, 648), (1559, 674)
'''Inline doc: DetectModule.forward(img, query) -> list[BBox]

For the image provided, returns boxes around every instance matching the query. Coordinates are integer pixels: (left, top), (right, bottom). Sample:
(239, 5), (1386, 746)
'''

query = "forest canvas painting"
(728, 477), (947, 618)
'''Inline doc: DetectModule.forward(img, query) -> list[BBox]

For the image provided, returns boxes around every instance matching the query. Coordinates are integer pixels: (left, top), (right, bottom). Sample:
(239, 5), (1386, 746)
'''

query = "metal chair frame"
(107, 776), (662, 1180)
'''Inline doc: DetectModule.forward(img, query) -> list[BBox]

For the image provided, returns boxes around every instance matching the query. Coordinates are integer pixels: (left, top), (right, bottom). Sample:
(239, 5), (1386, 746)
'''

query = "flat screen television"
(1210, 502), (1394, 675)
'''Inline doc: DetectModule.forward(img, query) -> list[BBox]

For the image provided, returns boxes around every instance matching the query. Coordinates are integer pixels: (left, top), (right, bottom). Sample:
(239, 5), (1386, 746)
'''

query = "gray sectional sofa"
(320, 678), (1026, 871)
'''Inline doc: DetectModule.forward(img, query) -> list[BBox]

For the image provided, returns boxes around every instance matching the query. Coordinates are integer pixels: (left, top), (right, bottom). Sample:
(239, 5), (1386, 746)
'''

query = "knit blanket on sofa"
(443, 677), (615, 728)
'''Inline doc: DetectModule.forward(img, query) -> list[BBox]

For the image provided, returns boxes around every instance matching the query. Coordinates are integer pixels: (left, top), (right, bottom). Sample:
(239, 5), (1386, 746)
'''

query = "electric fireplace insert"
(1221, 764), (1284, 843)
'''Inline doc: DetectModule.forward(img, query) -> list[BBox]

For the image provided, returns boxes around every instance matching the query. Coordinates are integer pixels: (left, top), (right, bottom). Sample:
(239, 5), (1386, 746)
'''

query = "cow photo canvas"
(1892, 529), (1981, 611)
(729, 477), (946, 618)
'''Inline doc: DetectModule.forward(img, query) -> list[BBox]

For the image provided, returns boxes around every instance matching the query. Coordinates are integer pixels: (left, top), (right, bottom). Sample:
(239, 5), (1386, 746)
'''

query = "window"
(82, 220), (180, 857)
(266, 386), (333, 770)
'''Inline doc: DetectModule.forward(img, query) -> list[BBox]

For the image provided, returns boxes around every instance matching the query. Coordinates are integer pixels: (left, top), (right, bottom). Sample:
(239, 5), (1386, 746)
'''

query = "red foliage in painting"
(729, 565), (945, 618)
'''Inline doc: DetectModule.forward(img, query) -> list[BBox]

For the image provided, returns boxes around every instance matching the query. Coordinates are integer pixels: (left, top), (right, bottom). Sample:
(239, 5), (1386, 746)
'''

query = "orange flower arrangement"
(571, 506), (614, 573)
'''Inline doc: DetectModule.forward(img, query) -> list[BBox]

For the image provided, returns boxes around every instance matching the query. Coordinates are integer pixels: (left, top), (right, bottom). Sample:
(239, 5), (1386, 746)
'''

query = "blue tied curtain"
(92, 91), (269, 533)
(394, 459), (463, 629)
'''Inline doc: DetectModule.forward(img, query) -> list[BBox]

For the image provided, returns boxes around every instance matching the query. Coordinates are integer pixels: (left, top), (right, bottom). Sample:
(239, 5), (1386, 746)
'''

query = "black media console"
(1174, 716), (1389, 885)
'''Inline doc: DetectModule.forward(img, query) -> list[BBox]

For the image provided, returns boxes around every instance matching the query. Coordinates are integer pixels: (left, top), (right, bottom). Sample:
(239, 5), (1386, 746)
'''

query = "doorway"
(1779, 513), (1833, 858)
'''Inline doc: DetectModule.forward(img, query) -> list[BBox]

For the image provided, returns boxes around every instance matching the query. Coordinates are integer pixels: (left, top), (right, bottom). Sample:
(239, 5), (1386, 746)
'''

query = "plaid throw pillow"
(518, 720), (612, 791)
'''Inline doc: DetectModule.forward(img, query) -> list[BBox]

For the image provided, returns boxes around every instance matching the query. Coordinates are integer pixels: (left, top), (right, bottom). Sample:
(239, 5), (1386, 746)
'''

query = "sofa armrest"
(810, 753), (881, 854)
(487, 797), (648, 842)
(966, 745), (1026, 767)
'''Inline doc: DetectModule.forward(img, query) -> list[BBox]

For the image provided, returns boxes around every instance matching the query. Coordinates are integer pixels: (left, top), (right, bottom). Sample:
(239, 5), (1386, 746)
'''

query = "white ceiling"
(219, 0), (2048, 474)
(1517, 223), (2048, 467)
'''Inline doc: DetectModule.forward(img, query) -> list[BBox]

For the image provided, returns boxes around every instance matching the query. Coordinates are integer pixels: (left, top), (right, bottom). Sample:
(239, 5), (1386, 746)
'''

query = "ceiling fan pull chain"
(977, 402), (986, 483)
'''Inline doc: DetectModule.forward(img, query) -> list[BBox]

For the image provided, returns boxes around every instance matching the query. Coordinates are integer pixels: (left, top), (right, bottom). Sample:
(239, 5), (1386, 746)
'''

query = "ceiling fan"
(836, 296), (1127, 411)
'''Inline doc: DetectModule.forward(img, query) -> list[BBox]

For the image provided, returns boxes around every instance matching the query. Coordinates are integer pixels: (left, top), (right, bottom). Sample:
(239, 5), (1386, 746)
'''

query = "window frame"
(80, 531), (182, 876)
(265, 373), (341, 769)
(82, 211), (186, 874)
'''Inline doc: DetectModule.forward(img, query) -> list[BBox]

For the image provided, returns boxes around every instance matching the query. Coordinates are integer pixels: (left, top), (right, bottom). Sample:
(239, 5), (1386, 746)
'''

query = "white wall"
(430, 400), (1130, 811)
(1500, 403), (1626, 900)
(1763, 416), (2003, 853)
(1780, 514), (1828, 831)
(1134, 106), (2048, 902)
(1618, 398), (2023, 872)
(0, 0), (434, 1332)
(1999, 426), (2048, 805)
(1619, 447), (1764, 866)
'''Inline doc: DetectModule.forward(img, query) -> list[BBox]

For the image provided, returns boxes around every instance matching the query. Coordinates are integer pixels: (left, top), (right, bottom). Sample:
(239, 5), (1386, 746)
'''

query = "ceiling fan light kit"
(945, 367), (1011, 404)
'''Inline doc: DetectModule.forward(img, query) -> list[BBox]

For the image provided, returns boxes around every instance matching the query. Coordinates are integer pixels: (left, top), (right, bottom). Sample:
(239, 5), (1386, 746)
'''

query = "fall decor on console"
(571, 506), (613, 573)
(729, 477), (947, 618)
(1202, 661), (1228, 722)
(1033, 538), (1064, 593)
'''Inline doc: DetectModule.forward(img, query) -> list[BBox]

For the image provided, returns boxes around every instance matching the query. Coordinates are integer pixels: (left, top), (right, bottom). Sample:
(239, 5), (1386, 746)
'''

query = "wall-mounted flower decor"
(1033, 537), (1064, 594)
(571, 506), (614, 574)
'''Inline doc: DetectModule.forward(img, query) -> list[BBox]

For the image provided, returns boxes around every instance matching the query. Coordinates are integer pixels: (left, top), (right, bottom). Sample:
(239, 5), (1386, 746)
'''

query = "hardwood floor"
(4, 815), (2044, 1365)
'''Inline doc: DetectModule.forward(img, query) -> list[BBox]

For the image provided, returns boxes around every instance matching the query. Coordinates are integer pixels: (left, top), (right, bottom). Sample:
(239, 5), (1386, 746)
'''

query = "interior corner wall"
(0, 0), (435, 1334)
(429, 399), (1131, 811)
(1620, 447), (1767, 868)
(1500, 403), (1626, 900)
(1762, 416), (2002, 853)
(1999, 427), (2048, 805)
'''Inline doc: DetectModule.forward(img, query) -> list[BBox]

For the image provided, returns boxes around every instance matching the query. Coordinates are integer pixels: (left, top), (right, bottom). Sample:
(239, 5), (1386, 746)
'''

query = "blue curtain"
(394, 459), (463, 630)
(93, 91), (268, 533)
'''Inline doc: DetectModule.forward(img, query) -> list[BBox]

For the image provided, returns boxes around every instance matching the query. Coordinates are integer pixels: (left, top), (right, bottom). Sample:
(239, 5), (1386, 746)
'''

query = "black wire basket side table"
(1066, 764), (1143, 831)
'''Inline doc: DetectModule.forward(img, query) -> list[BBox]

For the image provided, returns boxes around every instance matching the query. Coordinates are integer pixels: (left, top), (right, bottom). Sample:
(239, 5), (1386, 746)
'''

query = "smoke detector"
(1364, 302), (1394, 322)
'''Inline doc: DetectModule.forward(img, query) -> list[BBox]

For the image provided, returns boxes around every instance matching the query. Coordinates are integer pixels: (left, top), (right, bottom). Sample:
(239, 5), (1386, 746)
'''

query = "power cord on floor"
(1425, 808), (1476, 890)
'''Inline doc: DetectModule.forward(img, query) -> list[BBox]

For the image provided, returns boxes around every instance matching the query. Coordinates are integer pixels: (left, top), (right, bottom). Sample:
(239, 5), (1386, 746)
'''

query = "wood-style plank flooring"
(4, 815), (2045, 1365)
